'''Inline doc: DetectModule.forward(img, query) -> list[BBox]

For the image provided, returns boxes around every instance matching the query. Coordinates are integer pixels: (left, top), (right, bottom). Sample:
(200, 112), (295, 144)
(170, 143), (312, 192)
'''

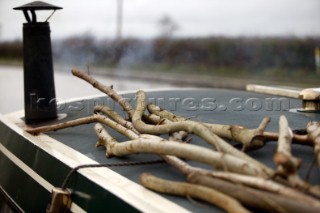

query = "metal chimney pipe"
(14, 1), (62, 124)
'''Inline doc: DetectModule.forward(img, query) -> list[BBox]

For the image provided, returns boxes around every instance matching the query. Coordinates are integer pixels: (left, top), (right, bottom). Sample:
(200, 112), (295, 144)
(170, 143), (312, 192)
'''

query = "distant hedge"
(1, 36), (319, 70)
(0, 40), (23, 60)
(152, 37), (320, 70)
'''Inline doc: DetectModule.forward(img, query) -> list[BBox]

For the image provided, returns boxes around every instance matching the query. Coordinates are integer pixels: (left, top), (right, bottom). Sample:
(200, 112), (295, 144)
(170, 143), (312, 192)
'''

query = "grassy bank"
(106, 63), (319, 87)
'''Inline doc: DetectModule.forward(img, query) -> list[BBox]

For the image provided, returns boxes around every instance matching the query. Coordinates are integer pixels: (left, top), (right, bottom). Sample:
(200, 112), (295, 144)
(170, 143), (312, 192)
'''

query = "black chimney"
(14, 1), (62, 124)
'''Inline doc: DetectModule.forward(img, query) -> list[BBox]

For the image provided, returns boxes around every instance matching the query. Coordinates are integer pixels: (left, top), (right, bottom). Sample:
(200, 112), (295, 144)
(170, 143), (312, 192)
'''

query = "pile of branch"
(27, 69), (320, 213)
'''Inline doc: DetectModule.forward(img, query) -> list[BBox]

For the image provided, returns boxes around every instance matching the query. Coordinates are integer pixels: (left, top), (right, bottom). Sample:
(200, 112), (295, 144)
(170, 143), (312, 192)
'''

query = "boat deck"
(1, 88), (319, 212)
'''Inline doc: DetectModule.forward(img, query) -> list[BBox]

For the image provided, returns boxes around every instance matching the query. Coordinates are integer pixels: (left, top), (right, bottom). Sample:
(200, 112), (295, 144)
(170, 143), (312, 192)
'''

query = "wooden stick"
(274, 116), (320, 198)
(26, 115), (98, 135)
(263, 132), (313, 146)
(26, 114), (138, 140)
(307, 122), (320, 168)
(94, 104), (140, 135)
(207, 172), (320, 207)
(188, 173), (320, 213)
(246, 84), (300, 98)
(274, 115), (301, 176)
(94, 123), (266, 176)
(72, 69), (134, 119)
(146, 113), (189, 142)
(140, 173), (251, 213)
(159, 154), (209, 175)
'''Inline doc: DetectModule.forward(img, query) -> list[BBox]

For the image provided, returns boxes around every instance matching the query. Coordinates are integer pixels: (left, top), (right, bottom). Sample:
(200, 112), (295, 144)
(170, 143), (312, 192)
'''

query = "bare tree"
(157, 15), (179, 38)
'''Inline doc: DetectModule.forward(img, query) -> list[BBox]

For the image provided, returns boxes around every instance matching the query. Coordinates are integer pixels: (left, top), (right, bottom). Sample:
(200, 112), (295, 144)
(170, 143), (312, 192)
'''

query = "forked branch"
(147, 103), (314, 148)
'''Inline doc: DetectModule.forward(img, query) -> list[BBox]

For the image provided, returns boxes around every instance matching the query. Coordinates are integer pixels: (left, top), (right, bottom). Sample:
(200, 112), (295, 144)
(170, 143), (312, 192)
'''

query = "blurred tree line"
(153, 37), (320, 70)
(0, 36), (319, 71)
(0, 40), (23, 60)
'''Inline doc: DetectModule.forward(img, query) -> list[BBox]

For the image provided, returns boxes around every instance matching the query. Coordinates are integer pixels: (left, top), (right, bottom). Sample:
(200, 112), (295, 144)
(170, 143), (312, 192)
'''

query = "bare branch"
(94, 123), (267, 176)
(188, 173), (320, 213)
(26, 115), (98, 135)
(140, 173), (251, 213)
(307, 122), (320, 168)
(274, 116), (301, 176)
(94, 104), (139, 135)
(145, 113), (188, 142)
(26, 114), (138, 140)
(72, 69), (134, 119)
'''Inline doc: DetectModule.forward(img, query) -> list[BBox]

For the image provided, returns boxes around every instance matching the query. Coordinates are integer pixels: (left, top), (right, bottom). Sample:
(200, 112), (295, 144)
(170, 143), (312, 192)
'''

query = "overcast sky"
(0, 0), (319, 41)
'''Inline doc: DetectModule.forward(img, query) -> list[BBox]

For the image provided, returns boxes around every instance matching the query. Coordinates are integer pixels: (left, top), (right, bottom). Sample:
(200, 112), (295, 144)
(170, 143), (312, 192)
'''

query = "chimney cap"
(13, 1), (62, 11)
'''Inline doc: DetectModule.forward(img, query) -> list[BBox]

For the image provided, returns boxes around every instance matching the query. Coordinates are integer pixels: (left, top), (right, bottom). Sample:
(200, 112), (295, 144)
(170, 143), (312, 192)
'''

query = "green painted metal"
(0, 153), (49, 212)
(0, 121), (139, 212)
